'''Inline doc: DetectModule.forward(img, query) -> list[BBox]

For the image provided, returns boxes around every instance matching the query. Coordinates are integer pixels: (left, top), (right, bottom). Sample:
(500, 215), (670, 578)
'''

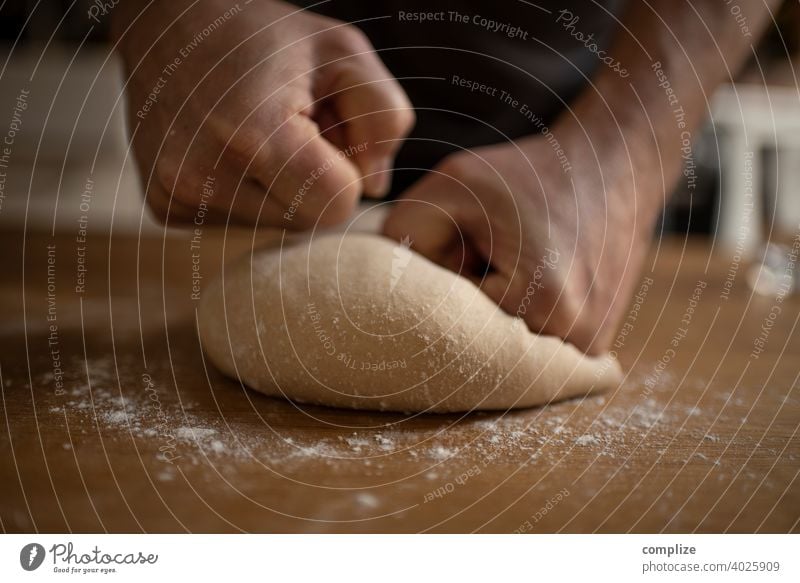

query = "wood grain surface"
(1, 227), (798, 533)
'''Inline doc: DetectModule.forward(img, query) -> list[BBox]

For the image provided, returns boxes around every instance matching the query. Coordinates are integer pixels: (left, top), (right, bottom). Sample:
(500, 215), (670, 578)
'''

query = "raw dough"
(199, 233), (622, 412)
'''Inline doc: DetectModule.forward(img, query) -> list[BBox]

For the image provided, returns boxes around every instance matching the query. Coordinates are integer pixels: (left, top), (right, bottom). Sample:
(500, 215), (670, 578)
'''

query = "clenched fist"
(113, 0), (414, 227)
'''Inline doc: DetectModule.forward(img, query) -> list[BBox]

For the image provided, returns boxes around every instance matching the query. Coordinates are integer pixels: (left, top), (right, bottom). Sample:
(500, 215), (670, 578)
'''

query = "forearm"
(554, 0), (779, 232)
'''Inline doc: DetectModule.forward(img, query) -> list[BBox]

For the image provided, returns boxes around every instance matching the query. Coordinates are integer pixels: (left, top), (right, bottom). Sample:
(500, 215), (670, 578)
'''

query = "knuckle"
(209, 113), (275, 169)
(228, 126), (271, 166)
(271, 89), (310, 121)
(318, 188), (359, 227)
(384, 107), (415, 138)
(154, 155), (178, 191)
(336, 25), (372, 53)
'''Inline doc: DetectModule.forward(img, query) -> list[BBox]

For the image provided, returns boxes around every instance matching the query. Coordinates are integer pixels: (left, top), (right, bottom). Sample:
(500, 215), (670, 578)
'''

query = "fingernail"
(363, 158), (392, 198)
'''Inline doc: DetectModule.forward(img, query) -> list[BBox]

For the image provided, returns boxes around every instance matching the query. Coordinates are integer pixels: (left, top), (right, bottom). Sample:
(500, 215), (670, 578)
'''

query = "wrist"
(555, 103), (662, 234)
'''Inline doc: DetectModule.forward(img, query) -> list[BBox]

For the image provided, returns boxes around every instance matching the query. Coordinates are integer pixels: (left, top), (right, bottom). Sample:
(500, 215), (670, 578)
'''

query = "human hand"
(113, 0), (414, 227)
(382, 126), (657, 355)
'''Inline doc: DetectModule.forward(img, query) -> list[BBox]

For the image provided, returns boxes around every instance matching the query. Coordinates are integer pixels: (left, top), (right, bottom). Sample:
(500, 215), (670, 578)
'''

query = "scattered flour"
(41, 356), (732, 477)
(354, 493), (379, 509)
(575, 434), (600, 446)
(175, 427), (217, 440)
(429, 445), (456, 461)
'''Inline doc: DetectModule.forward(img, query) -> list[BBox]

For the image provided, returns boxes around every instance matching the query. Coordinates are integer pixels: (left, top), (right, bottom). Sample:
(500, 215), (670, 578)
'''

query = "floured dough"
(199, 233), (622, 412)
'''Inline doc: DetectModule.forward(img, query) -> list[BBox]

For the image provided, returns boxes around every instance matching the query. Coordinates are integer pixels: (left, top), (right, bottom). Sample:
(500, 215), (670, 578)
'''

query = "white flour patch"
(575, 434), (600, 446)
(175, 427), (217, 440)
(45, 359), (732, 477)
(354, 492), (379, 509)
(429, 445), (456, 461)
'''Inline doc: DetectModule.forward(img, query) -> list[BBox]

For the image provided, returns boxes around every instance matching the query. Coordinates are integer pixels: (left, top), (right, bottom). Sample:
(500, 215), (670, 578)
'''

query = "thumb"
(382, 182), (493, 278)
(382, 198), (454, 263)
(382, 172), (474, 275)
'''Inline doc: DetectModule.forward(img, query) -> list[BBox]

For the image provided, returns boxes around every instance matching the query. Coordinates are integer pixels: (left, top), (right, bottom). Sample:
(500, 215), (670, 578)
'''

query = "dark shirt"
(295, 0), (627, 193)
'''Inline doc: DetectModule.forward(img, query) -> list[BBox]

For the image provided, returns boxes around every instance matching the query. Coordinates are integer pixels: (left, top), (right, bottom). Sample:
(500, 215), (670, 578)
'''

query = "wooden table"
(1, 227), (798, 533)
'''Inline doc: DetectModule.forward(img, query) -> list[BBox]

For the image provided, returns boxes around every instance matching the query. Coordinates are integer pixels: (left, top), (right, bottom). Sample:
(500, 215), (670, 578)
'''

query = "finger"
(386, 167), (520, 293)
(383, 175), (486, 278)
(382, 188), (457, 263)
(157, 141), (311, 228)
(239, 112), (363, 227)
(327, 54), (414, 197)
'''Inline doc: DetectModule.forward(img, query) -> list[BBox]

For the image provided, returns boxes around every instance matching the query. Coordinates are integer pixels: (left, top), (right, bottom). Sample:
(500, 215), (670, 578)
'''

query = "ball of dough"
(199, 234), (622, 412)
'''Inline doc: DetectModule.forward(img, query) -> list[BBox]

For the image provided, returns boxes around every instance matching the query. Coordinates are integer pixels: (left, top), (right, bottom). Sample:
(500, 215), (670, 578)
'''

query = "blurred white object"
(711, 84), (800, 257)
(0, 47), (157, 234)
(745, 241), (798, 297)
